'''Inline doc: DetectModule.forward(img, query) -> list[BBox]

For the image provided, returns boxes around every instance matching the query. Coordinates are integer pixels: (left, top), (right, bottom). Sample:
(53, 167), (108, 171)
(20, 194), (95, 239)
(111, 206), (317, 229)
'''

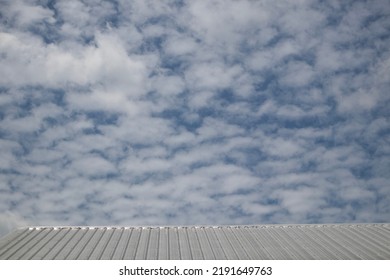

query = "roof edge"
(16, 222), (390, 231)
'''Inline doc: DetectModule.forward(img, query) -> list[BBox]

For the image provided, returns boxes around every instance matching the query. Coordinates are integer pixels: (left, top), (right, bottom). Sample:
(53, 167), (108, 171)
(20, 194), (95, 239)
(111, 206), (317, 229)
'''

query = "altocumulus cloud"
(0, 0), (389, 236)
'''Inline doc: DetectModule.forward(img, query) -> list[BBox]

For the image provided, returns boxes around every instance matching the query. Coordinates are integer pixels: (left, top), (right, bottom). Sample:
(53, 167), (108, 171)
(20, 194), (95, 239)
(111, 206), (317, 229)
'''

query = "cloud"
(0, 212), (30, 237)
(1, 0), (55, 28)
(0, 0), (389, 229)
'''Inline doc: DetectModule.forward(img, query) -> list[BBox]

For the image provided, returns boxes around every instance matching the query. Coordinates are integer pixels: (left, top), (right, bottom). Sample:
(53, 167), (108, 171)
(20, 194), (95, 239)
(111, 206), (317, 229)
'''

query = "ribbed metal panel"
(0, 224), (389, 260)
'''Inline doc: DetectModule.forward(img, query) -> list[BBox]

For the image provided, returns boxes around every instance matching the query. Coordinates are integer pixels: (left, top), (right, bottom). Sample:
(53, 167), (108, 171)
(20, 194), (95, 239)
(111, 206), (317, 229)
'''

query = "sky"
(0, 0), (389, 237)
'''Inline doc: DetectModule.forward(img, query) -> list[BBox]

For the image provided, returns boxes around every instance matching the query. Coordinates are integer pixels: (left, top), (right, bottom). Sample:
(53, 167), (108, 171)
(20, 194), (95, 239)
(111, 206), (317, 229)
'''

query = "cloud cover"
(0, 0), (389, 235)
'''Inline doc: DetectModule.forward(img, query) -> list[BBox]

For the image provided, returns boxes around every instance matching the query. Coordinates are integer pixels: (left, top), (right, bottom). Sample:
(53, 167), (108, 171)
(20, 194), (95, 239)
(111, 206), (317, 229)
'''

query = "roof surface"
(0, 224), (389, 260)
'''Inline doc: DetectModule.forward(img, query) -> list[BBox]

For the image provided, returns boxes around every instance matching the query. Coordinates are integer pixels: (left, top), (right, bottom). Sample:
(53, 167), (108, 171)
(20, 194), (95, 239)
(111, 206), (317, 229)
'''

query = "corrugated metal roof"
(0, 224), (389, 260)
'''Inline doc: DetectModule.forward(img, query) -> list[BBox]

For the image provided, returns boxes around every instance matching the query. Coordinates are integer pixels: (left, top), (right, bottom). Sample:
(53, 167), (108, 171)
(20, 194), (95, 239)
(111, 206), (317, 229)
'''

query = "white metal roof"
(0, 224), (389, 260)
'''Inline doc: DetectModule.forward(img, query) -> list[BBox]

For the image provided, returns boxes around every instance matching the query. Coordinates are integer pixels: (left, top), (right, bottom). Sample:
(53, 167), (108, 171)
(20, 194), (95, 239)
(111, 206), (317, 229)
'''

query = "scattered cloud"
(0, 0), (389, 237)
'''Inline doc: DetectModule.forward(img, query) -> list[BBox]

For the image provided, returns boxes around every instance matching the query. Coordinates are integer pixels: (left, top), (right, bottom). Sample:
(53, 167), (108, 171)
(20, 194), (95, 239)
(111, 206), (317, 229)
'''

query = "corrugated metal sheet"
(0, 224), (389, 260)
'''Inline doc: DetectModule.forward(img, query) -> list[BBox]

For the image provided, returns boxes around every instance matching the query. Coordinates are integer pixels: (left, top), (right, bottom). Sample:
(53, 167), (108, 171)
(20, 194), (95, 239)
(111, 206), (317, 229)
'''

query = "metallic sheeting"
(0, 224), (389, 260)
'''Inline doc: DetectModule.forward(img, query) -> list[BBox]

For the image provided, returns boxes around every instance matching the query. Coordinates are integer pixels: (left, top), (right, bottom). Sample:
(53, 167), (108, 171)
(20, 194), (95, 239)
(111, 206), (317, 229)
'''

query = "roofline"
(17, 222), (390, 231)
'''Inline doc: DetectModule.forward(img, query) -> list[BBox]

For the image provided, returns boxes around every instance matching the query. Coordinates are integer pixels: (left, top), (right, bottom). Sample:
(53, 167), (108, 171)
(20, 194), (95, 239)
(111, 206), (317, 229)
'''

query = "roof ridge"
(24, 223), (390, 231)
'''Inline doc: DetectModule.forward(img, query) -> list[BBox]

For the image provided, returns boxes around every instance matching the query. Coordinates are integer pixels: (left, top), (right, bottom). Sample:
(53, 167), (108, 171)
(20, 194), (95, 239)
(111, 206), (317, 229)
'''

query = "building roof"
(0, 223), (389, 260)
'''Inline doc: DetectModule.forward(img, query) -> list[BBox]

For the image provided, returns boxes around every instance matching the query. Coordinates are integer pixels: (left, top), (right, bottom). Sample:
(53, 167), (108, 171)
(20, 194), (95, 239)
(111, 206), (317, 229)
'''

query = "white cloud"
(280, 61), (315, 88)
(276, 186), (326, 216)
(0, 212), (30, 238)
(71, 155), (117, 177)
(2, 0), (55, 28)
(0, 0), (389, 228)
(336, 89), (380, 113)
(0, 139), (21, 169)
(185, 62), (243, 91)
(0, 31), (147, 92)
(163, 35), (199, 57)
(188, 91), (215, 109)
(151, 75), (185, 96)
(263, 137), (304, 158)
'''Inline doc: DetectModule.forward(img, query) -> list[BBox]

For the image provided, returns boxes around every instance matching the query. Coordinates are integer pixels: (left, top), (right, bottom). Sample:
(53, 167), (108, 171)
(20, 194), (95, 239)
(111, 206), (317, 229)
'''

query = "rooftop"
(0, 223), (389, 260)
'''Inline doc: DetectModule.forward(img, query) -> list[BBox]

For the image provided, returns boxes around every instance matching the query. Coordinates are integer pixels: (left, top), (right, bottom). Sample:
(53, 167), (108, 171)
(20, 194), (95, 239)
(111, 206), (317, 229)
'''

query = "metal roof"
(0, 224), (389, 260)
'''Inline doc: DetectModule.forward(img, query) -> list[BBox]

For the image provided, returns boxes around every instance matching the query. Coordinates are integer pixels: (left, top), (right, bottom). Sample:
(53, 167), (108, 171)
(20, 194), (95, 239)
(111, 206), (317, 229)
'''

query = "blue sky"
(0, 0), (389, 236)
